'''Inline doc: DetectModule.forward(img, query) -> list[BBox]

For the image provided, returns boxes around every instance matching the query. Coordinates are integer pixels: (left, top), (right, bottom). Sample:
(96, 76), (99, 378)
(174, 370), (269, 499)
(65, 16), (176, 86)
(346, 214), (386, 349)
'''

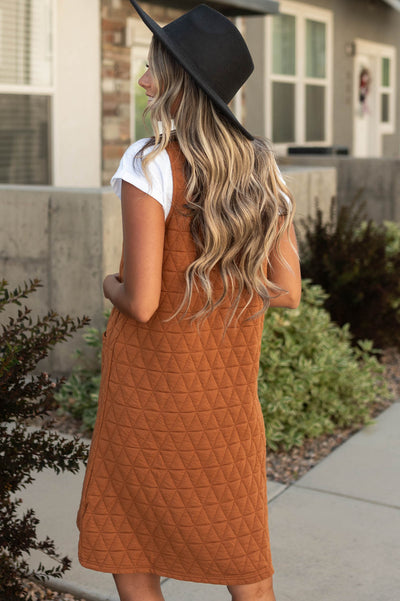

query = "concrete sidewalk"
(20, 401), (400, 601)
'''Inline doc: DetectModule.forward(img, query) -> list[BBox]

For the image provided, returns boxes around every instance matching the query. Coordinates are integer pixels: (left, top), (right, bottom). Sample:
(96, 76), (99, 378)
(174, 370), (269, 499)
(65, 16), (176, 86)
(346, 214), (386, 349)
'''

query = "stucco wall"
(53, 0), (102, 187)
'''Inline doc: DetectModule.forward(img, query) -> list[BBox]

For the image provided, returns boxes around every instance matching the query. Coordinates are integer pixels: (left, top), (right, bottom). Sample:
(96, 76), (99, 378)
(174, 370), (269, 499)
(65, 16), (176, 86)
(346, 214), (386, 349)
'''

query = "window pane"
(0, 94), (51, 184)
(272, 82), (295, 143)
(272, 14), (296, 76)
(306, 19), (326, 79)
(381, 58), (390, 87)
(133, 58), (152, 140)
(306, 85), (325, 141)
(381, 93), (390, 123)
(0, 0), (53, 87)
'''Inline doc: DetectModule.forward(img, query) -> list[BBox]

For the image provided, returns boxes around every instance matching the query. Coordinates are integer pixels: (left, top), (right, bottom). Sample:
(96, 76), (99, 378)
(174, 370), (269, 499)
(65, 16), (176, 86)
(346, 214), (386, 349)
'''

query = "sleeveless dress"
(76, 140), (274, 585)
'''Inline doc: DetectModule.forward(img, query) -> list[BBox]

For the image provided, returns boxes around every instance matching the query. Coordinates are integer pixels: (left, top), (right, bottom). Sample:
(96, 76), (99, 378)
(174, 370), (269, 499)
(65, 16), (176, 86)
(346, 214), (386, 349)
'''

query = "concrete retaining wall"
(0, 166), (335, 374)
(0, 186), (122, 375)
(279, 156), (400, 223)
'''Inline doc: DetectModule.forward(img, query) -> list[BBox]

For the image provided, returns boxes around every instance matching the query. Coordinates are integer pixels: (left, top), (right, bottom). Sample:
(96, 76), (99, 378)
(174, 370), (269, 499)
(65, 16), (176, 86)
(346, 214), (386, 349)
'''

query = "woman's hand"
(103, 273), (121, 301)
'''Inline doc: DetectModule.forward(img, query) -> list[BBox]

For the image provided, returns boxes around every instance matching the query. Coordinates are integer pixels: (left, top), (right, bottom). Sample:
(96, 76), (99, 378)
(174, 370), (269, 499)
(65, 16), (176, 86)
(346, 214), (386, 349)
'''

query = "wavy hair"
(137, 36), (296, 326)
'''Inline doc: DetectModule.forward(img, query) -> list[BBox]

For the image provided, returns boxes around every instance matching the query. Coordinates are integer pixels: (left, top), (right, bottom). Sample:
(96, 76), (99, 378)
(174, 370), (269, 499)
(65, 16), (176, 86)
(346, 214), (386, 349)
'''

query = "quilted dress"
(76, 140), (274, 584)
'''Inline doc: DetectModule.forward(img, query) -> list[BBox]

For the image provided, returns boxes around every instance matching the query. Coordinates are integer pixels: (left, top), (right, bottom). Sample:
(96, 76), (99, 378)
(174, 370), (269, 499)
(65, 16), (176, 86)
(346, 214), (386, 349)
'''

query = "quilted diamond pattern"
(76, 141), (274, 584)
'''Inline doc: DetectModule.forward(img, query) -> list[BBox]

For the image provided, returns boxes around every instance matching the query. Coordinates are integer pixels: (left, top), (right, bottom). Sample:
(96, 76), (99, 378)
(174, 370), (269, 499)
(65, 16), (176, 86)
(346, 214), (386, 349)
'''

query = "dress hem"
(78, 554), (274, 585)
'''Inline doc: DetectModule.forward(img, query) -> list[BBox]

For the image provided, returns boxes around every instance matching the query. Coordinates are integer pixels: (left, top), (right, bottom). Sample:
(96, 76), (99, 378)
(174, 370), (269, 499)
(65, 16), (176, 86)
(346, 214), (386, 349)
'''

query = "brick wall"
(101, 0), (182, 185)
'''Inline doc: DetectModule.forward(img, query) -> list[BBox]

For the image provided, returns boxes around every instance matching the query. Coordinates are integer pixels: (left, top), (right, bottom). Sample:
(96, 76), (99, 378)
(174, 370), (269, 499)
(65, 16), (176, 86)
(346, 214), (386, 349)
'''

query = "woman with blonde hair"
(76, 2), (301, 600)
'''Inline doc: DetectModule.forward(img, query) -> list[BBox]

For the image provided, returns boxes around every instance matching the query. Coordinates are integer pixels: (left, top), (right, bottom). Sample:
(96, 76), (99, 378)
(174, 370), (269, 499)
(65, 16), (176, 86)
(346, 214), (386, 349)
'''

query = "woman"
(76, 2), (301, 601)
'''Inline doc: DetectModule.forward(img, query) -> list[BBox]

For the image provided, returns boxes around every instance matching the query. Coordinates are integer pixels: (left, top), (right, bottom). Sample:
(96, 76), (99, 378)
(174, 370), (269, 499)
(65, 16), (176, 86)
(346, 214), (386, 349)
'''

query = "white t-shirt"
(110, 138), (291, 218)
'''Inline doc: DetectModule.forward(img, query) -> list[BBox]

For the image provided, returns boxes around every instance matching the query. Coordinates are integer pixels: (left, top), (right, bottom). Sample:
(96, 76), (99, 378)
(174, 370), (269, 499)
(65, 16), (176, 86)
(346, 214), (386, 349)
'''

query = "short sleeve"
(110, 138), (173, 220)
(277, 166), (292, 215)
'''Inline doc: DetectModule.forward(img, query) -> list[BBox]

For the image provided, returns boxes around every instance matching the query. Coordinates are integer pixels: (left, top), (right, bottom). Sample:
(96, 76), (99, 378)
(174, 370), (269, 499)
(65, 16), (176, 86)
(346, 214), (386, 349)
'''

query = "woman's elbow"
(287, 295), (301, 309)
(278, 289), (301, 309)
(286, 288), (301, 309)
(128, 300), (159, 323)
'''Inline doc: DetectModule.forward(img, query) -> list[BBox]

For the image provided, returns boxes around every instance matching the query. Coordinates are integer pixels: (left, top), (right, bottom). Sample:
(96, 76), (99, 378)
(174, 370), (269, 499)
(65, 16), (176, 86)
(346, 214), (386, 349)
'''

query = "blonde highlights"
(139, 37), (296, 325)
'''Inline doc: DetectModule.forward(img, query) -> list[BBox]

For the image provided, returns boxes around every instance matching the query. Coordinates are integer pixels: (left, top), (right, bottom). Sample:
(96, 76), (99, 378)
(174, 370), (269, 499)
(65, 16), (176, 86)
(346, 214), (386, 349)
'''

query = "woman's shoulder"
(122, 137), (154, 162)
(110, 138), (174, 218)
(121, 137), (174, 169)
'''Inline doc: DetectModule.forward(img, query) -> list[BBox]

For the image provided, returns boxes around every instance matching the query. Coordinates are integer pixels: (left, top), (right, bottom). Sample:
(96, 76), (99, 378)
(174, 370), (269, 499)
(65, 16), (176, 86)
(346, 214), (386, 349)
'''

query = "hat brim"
(129, 0), (254, 141)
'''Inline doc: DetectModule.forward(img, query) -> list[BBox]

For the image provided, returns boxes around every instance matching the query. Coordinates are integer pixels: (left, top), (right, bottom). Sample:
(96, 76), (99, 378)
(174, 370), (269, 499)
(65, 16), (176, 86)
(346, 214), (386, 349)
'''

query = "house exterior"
(0, 0), (278, 189)
(0, 0), (399, 189)
(246, 0), (400, 158)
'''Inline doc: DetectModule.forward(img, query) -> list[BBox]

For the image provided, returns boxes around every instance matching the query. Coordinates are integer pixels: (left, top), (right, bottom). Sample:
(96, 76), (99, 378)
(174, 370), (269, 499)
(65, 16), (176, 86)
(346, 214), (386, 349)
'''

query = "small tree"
(0, 278), (90, 600)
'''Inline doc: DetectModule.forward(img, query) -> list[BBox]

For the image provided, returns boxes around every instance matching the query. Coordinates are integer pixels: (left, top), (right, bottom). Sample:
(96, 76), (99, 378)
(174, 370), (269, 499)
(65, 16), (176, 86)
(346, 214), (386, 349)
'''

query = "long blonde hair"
(138, 36), (296, 326)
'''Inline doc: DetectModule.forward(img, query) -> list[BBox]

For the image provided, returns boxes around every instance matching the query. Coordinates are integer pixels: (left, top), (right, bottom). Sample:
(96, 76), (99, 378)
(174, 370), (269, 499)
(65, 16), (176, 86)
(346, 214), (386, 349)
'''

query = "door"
(353, 51), (380, 157)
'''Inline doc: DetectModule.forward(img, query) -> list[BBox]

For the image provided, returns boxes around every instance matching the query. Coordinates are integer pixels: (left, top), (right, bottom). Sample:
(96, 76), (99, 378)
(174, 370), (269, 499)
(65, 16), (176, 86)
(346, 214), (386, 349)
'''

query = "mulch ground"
(22, 580), (88, 601)
(22, 347), (399, 601)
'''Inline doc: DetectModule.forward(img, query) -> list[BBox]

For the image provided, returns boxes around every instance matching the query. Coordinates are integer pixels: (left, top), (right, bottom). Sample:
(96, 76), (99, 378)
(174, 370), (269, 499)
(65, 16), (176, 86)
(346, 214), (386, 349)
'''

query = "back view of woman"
(76, 2), (301, 600)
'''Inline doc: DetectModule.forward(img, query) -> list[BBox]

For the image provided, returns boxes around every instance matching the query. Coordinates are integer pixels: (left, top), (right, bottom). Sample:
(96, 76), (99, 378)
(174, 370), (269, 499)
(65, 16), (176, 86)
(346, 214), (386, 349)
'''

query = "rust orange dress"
(76, 141), (274, 584)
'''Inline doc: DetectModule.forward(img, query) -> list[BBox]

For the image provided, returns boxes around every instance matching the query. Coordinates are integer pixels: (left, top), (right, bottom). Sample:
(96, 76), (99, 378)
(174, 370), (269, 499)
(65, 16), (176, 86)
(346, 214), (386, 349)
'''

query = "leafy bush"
(299, 198), (400, 349)
(259, 280), (389, 451)
(54, 310), (110, 432)
(0, 279), (90, 600)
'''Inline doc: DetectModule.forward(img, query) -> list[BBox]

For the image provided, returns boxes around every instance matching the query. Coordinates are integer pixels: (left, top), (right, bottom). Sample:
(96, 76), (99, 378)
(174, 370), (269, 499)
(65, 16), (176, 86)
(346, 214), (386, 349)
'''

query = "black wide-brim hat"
(129, 0), (255, 140)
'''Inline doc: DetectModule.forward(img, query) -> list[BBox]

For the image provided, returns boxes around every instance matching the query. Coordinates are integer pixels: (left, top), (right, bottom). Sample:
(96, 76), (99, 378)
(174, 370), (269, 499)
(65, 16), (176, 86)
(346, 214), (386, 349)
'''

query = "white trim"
(0, 9), (3, 69)
(266, 0), (333, 154)
(50, 0), (56, 186)
(53, 0), (101, 187)
(0, 84), (54, 95)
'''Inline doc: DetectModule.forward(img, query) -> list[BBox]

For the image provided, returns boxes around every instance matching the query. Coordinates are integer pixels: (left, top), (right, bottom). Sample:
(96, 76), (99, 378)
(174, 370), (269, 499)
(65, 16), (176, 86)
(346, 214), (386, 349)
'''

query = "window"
(0, 0), (53, 184)
(379, 53), (395, 132)
(127, 18), (157, 142)
(131, 48), (152, 141)
(267, 1), (332, 151)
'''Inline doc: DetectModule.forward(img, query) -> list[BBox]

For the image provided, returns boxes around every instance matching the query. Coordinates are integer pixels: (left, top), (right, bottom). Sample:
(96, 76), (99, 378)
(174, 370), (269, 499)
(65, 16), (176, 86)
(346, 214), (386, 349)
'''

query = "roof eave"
(142, 0), (280, 17)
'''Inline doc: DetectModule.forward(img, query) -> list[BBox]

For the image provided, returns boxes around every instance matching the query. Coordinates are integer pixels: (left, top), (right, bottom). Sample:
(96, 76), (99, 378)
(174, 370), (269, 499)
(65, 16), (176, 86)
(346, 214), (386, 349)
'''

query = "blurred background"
(1, 0), (400, 372)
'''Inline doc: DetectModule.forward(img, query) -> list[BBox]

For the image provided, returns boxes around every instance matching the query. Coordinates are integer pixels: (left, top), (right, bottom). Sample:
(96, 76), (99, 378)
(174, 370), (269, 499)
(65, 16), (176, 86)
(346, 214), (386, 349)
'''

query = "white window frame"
(0, 0), (56, 183)
(265, 0), (333, 155)
(0, 0), (55, 95)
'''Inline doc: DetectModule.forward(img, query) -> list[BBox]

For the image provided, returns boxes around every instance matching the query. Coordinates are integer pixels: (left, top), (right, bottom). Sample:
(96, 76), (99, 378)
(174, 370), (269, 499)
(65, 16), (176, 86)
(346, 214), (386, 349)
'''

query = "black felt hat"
(129, 0), (255, 140)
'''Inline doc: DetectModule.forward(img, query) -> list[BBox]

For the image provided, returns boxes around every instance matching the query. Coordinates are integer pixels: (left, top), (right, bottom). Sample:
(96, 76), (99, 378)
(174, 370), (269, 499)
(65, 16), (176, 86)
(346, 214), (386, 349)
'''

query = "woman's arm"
(268, 219), (301, 309)
(103, 180), (165, 323)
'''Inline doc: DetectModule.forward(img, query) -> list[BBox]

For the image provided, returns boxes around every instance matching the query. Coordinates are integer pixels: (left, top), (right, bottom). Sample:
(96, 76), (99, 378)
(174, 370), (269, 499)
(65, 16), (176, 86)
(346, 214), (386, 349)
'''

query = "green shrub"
(299, 198), (400, 349)
(258, 280), (389, 451)
(54, 310), (110, 432)
(0, 279), (90, 600)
